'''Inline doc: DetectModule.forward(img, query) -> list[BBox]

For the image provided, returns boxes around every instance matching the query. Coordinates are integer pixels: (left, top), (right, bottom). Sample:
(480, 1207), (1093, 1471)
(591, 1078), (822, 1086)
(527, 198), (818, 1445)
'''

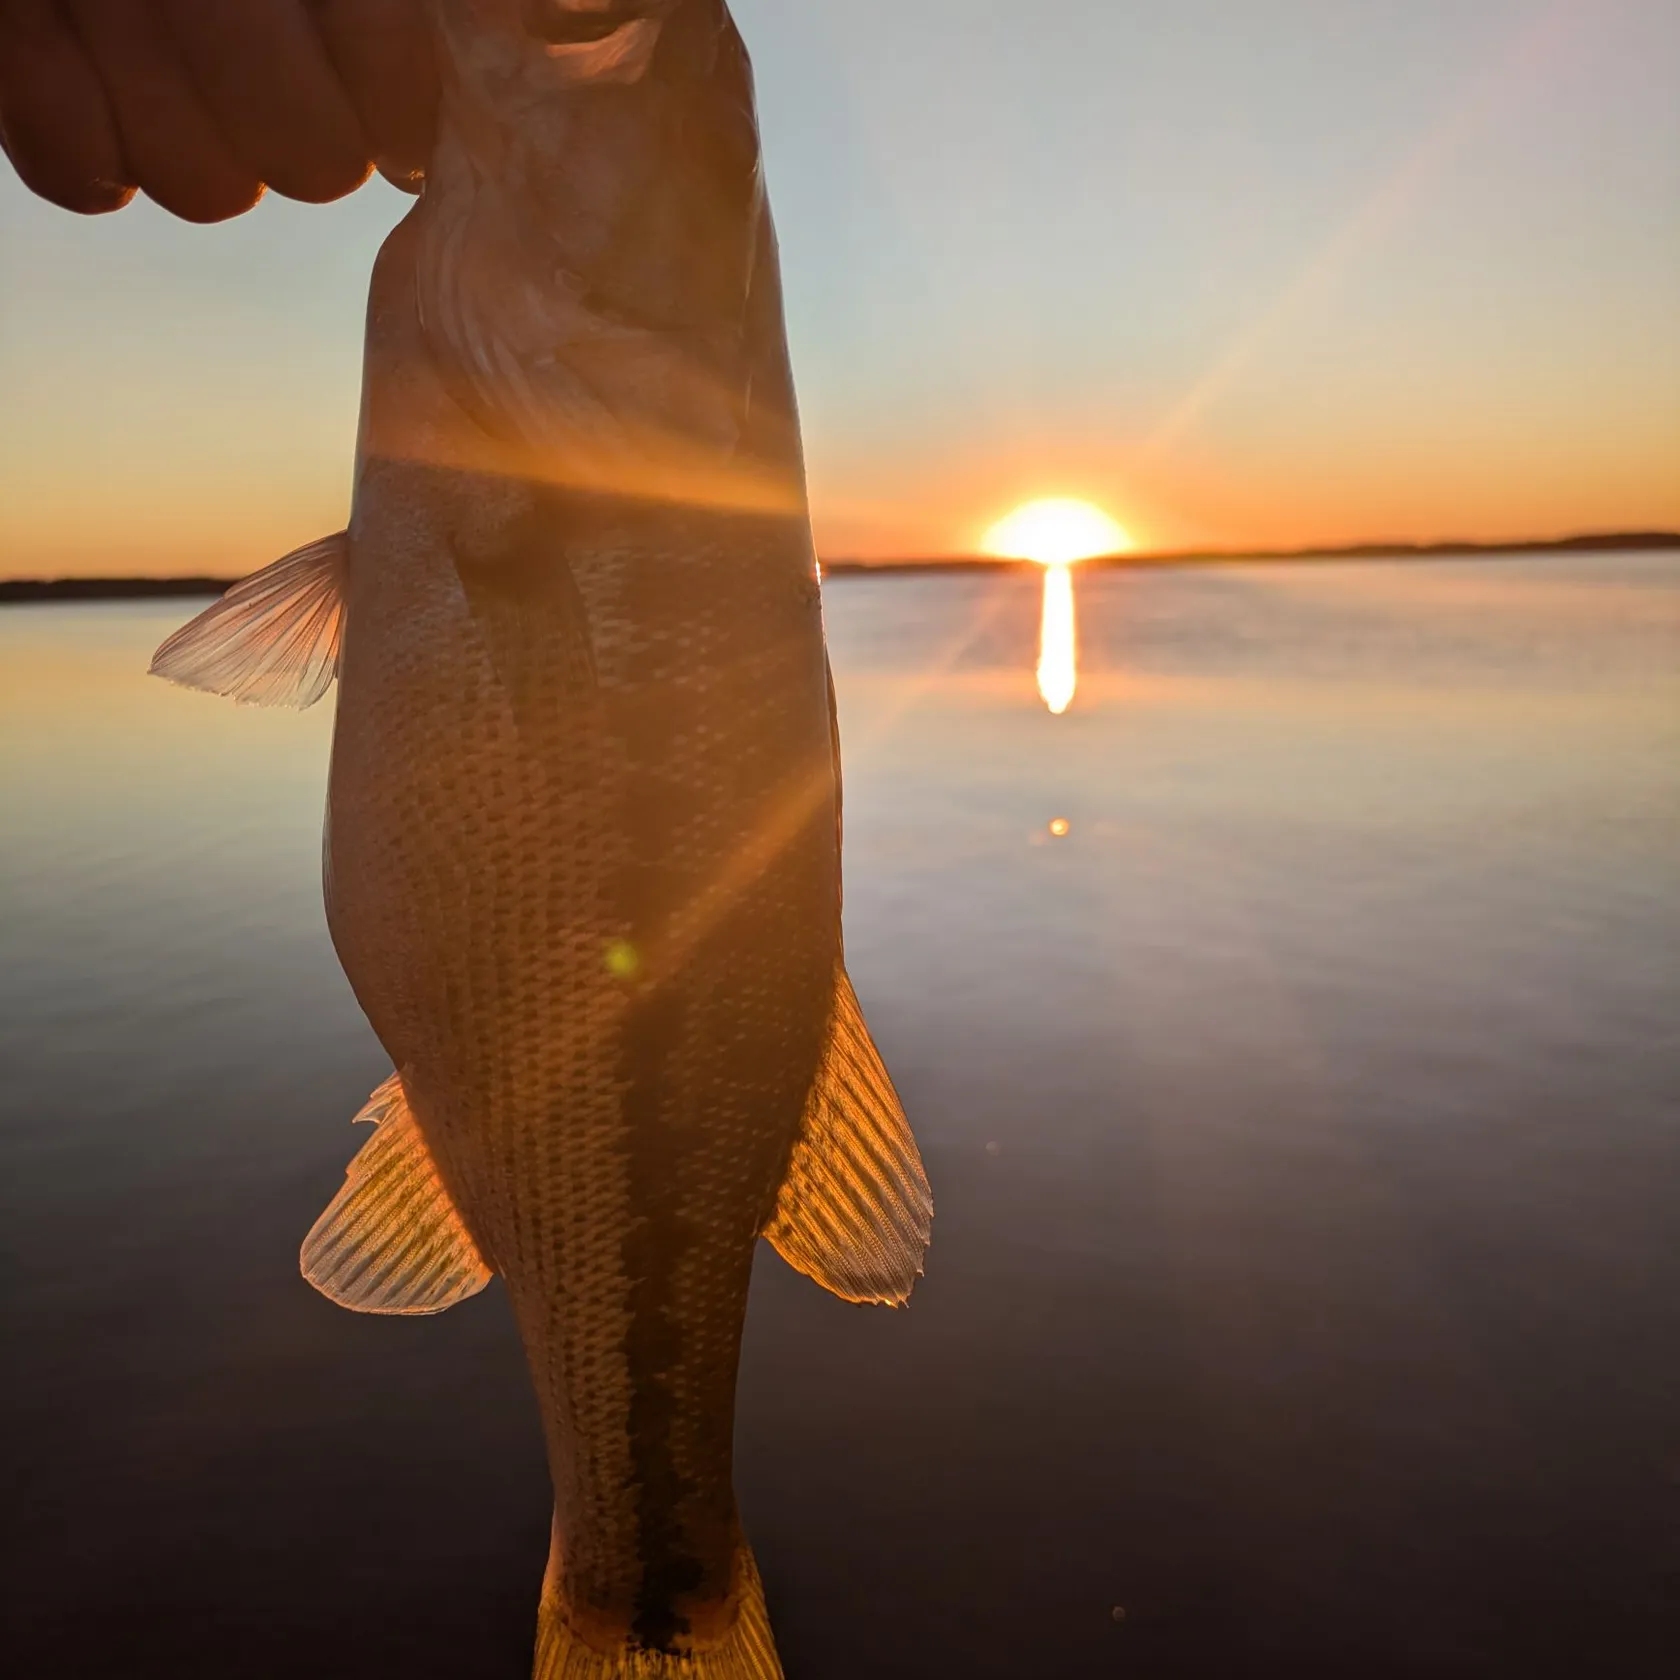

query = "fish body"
(149, 4), (930, 1676)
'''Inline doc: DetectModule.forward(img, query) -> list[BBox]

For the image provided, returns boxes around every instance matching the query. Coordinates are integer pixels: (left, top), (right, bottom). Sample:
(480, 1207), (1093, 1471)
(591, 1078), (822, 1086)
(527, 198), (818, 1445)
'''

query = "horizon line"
(2, 529), (1676, 603)
(823, 529), (1679, 572)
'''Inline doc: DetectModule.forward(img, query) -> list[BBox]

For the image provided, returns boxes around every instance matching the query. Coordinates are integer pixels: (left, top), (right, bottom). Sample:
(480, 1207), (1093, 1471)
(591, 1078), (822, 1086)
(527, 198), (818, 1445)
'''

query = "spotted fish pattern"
(148, 4), (930, 1676)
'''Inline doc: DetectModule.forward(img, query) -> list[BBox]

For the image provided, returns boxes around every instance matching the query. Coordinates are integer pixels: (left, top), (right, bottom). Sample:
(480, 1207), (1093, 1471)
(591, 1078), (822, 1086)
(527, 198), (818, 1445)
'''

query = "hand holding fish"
(0, 0), (436, 219)
(141, 4), (931, 1676)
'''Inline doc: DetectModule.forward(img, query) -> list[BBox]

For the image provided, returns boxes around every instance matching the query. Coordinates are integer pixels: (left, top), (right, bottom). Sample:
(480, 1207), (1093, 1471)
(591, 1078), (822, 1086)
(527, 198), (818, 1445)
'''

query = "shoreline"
(2, 531), (1675, 602)
(822, 530), (1680, 576)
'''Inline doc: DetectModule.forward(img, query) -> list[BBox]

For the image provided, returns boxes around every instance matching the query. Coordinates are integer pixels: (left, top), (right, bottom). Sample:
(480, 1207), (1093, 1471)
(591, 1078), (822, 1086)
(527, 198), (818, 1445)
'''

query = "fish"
(146, 2), (932, 1676)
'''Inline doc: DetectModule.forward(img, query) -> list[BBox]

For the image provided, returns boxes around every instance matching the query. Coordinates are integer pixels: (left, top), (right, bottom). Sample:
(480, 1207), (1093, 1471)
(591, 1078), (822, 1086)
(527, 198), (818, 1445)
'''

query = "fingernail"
(86, 177), (136, 211)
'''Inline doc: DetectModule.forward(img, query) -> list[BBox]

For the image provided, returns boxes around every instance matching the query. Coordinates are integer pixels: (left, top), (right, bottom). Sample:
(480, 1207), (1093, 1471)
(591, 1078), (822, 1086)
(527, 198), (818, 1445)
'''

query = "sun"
(981, 498), (1131, 566)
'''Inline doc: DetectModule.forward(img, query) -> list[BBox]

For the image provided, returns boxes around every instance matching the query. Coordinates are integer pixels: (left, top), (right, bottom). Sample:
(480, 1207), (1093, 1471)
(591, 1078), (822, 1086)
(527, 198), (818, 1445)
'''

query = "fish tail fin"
(534, 1543), (782, 1680)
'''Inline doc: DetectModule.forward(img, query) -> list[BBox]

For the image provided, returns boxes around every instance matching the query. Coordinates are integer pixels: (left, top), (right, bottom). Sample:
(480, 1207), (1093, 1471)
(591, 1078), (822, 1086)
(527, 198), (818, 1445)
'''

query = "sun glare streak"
(1037, 563), (1077, 715)
(1133, 0), (1584, 468)
(982, 498), (1130, 566)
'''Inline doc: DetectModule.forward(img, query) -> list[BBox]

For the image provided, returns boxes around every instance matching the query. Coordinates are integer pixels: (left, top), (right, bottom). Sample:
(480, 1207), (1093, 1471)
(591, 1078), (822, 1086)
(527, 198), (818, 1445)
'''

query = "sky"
(1, 0), (1677, 577)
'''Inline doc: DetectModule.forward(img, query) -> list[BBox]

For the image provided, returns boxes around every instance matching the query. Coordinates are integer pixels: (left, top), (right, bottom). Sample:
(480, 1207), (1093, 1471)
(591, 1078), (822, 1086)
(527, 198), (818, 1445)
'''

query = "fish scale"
(148, 4), (932, 1674)
(335, 460), (839, 1642)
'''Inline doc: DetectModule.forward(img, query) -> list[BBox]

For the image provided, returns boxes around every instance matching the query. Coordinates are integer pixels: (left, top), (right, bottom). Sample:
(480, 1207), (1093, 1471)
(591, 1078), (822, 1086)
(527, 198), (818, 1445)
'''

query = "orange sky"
(2, 0), (1677, 579)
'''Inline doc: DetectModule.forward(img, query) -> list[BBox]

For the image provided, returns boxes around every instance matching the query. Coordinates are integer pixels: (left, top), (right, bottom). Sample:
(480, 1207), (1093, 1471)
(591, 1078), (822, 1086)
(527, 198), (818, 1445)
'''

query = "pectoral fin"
(301, 1073), (493, 1315)
(764, 967), (932, 1307)
(149, 531), (347, 707)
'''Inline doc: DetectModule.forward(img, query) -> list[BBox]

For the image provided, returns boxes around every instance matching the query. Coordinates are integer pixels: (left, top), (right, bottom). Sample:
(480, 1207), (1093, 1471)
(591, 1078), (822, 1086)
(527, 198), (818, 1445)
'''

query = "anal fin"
(149, 531), (347, 707)
(301, 1073), (493, 1315)
(764, 967), (932, 1307)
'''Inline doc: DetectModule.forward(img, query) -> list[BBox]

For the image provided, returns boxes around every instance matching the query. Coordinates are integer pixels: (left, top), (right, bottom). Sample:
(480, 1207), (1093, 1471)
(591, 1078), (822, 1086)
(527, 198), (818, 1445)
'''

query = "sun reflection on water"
(1037, 563), (1077, 714)
(980, 497), (1123, 716)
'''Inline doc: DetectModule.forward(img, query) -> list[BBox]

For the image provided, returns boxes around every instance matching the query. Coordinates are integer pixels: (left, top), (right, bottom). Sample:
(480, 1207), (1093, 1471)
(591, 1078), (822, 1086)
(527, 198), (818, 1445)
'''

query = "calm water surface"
(4, 556), (1678, 1678)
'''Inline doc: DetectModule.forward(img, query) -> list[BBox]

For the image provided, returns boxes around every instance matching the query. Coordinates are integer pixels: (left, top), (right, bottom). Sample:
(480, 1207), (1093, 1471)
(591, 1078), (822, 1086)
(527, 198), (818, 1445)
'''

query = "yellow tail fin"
(533, 1547), (782, 1680)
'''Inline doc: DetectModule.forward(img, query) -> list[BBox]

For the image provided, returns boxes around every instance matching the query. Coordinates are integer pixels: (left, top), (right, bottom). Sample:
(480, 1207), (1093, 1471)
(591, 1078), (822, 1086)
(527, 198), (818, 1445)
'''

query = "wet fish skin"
(336, 51), (827, 1673)
(333, 248), (836, 1652)
(149, 4), (930, 1675)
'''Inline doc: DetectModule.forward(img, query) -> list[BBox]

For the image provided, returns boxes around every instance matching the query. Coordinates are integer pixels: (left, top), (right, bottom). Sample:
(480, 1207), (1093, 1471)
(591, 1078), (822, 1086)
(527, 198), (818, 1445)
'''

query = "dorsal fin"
(301, 1073), (494, 1316)
(764, 967), (932, 1307)
(149, 531), (347, 708)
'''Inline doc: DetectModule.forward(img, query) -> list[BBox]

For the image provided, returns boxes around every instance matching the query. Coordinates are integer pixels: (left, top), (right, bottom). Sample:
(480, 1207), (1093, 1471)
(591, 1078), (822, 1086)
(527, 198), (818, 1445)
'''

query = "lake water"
(4, 555), (1678, 1678)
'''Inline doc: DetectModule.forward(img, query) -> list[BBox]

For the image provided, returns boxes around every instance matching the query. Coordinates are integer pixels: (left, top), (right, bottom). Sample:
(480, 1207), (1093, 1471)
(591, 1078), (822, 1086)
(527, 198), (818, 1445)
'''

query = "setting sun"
(982, 499), (1125, 715)
(981, 498), (1131, 566)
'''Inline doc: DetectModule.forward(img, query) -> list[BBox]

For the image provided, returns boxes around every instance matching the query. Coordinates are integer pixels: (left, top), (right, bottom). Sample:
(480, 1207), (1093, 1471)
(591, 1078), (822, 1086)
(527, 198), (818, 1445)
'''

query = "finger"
(162, 0), (372, 203)
(68, 2), (264, 222)
(0, 0), (133, 212)
(313, 0), (438, 189)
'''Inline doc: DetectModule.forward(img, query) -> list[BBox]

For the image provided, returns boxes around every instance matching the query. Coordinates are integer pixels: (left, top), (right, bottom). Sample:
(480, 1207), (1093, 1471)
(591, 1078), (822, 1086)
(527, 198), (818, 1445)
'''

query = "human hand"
(0, 1), (437, 222)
